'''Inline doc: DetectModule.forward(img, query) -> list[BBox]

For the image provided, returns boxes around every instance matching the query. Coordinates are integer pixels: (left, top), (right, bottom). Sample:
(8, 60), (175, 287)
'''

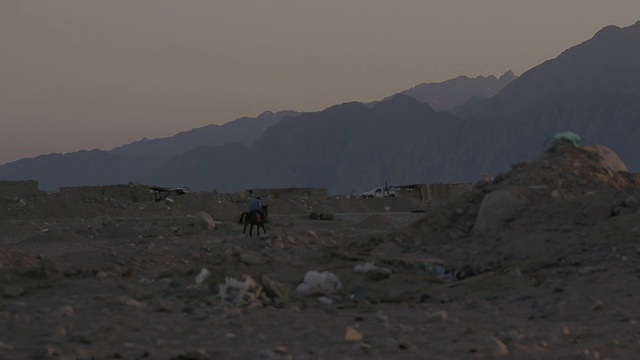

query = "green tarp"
(551, 131), (582, 147)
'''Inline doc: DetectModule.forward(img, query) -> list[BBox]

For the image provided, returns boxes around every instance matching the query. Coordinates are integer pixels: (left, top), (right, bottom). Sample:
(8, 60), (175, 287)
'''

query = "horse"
(238, 205), (269, 236)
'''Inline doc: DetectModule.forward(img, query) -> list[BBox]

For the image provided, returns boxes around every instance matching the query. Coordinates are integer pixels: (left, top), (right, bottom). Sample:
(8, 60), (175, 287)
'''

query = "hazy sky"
(1, 1), (639, 164)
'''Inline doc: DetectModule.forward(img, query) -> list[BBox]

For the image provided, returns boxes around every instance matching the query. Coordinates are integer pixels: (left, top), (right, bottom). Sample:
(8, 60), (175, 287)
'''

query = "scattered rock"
(582, 145), (628, 172)
(240, 251), (268, 265)
(426, 310), (448, 322)
(624, 196), (639, 208)
(354, 262), (392, 281)
(466, 336), (509, 357)
(194, 211), (216, 230)
(590, 300), (605, 311)
(195, 268), (210, 285)
(141, 226), (167, 238)
(581, 202), (612, 221)
(261, 274), (289, 302)
(2, 285), (25, 298)
(52, 305), (74, 317)
(371, 242), (403, 257)
(296, 271), (341, 297)
(344, 326), (363, 342)
(319, 213), (334, 220)
(473, 190), (525, 234)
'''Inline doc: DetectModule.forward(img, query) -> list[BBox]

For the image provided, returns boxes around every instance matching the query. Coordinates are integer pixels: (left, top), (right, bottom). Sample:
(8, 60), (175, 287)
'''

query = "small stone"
(426, 310), (448, 322)
(345, 326), (363, 342)
(155, 299), (174, 312)
(123, 298), (146, 309)
(318, 296), (333, 305)
(578, 265), (607, 275)
(537, 304), (564, 318)
(240, 251), (267, 265)
(2, 285), (25, 298)
(194, 211), (216, 230)
(497, 330), (523, 342)
(75, 349), (92, 360)
(195, 268), (210, 285)
(508, 268), (522, 277)
(96, 272), (108, 279)
(624, 196), (639, 208)
(53, 305), (74, 317)
(274, 346), (288, 354)
(551, 190), (560, 198)
(33, 345), (58, 359)
(581, 202), (612, 221)
(374, 312), (389, 323)
(319, 213), (334, 220)
(590, 300), (605, 311)
(257, 349), (275, 359)
(468, 336), (509, 357)
(352, 341), (371, 353)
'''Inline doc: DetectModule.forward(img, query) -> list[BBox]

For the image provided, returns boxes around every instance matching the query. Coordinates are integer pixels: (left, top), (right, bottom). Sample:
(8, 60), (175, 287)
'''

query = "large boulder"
(473, 190), (525, 234)
(194, 211), (216, 230)
(582, 145), (628, 172)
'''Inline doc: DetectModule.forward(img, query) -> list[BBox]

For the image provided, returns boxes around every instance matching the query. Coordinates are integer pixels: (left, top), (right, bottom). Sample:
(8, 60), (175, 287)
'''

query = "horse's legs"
(249, 224), (253, 237)
(243, 223), (248, 234)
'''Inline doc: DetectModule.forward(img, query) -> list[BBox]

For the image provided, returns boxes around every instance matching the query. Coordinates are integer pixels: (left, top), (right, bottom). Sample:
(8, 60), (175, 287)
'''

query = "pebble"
(468, 336), (509, 357)
(2, 285), (25, 298)
(52, 305), (74, 317)
(497, 329), (523, 342)
(590, 300), (605, 311)
(240, 251), (267, 265)
(352, 341), (371, 353)
(374, 312), (389, 323)
(318, 296), (333, 305)
(426, 310), (448, 322)
(195, 268), (210, 285)
(345, 326), (363, 341)
(123, 298), (146, 309)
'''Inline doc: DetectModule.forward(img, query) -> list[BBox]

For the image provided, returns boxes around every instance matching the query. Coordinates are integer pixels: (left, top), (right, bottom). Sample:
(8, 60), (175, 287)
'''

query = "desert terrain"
(1, 144), (639, 360)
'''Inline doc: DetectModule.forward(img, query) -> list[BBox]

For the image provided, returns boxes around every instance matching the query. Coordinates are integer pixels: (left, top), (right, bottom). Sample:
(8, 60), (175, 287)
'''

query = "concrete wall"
(396, 182), (472, 203)
(0, 180), (42, 200)
(250, 188), (328, 200)
(59, 184), (152, 203)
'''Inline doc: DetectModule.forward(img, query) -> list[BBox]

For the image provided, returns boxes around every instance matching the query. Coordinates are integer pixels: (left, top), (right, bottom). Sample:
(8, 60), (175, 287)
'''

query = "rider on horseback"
(248, 195), (265, 222)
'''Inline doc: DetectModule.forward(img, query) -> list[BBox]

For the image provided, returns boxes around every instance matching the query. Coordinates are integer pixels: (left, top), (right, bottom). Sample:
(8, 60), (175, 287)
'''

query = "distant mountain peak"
(373, 93), (426, 110)
(389, 71), (517, 111)
(499, 70), (516, 82)
(257, 110), (275, 118)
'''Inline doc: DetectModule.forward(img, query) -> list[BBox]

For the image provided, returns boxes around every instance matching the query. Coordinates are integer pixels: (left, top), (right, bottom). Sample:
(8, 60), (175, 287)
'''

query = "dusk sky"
(2, 1), (639, 165)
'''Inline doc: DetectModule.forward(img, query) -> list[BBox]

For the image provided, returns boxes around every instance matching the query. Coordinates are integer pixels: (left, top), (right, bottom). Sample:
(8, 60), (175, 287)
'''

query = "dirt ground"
(1, 145), (639, 360)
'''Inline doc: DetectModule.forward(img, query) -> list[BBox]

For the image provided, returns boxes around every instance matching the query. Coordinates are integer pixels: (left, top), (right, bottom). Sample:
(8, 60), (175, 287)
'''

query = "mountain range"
(2, 21), (639, 194)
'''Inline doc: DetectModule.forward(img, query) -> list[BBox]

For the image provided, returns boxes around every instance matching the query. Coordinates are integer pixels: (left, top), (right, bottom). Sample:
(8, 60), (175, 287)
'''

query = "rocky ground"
(1, 144), (639, 360)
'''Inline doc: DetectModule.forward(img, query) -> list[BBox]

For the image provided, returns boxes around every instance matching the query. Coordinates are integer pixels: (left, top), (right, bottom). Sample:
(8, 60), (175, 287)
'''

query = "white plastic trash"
(296, 271), (342, 297)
